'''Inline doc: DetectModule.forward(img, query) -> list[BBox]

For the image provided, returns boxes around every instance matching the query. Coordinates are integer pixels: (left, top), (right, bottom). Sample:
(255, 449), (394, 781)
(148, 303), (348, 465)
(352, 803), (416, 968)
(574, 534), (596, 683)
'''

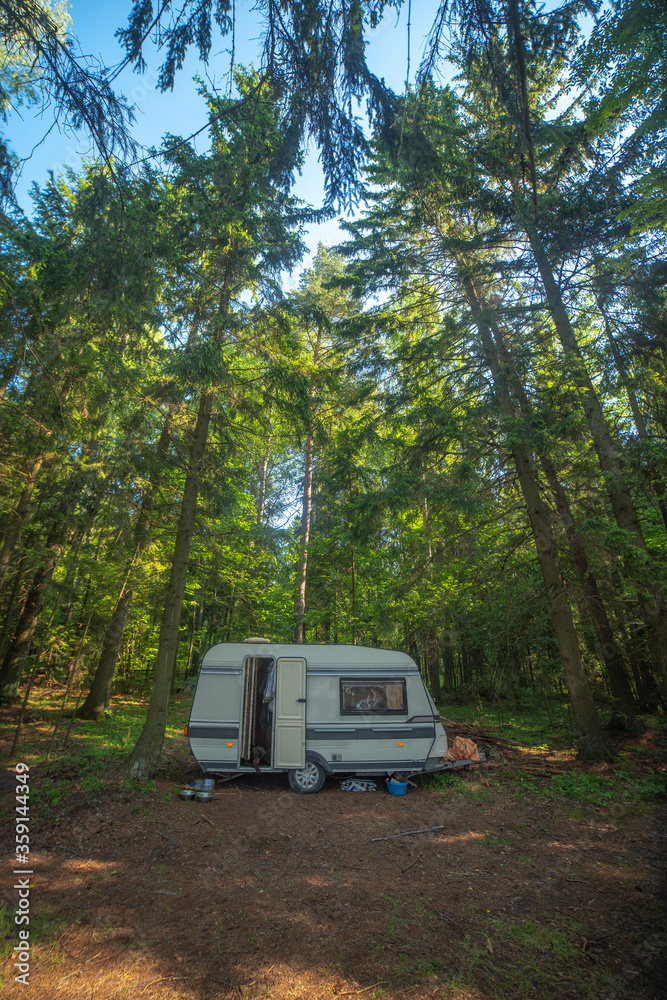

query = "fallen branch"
(107, 976), (191, 998)
(138, 976), (193, 995)
(440, 721), (520, 751)
(199, 813), (215, 828)
(400, 852), (423, 874)
(58, 968), (82, 983)
(438, 911), (463, 931)
(371, 825), (444, 842)
(519, 768), (567, 777)
(582, 925), (624, 950)
(337, 982), (387, 996)
(343, 865), (386, 873)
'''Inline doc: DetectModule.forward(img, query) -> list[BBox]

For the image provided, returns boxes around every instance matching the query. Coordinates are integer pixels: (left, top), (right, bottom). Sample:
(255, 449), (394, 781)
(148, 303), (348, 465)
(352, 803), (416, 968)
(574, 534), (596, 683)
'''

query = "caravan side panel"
(187, 667), (242, 772)
(303, 665), (439, 773)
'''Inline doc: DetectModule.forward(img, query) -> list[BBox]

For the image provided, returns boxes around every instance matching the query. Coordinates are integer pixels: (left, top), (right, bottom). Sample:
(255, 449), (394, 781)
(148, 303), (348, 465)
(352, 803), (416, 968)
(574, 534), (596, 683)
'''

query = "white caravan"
(186, 639), (448, 793)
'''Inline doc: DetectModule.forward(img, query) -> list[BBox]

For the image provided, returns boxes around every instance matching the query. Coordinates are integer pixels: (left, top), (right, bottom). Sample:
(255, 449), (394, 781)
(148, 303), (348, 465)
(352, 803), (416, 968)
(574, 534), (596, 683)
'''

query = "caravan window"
(340, 679), (407, 715)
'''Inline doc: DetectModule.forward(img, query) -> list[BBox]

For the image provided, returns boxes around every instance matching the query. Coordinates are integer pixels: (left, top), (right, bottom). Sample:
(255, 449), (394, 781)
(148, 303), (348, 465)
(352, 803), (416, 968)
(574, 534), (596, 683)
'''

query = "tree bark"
(0, 459), (111, 704)
(473, 284), (640, 728)
(0, 523), (64, 703)
(257, 412), (272, 525)
(523, 219), (667, 699)
(524, 219), (648, 544)
(462, 274), (609, 759)
(539, 457), (641, 730)
(77, 588), (134, 720)
(596, 294), (667, 532)
(293, 421), (315, 643)
(427, 631), (442, 704)
(126, 388), (214, 781)
(76, 406), (176, 719)
(293, 323), (322, 644)
(0, 559), (26, 656)
(0, 454), (44, 593)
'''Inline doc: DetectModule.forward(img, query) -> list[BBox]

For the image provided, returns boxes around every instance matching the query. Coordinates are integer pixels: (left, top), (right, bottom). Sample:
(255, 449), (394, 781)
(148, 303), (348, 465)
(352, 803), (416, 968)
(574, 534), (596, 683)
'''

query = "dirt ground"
(1, 713), (666, 1000)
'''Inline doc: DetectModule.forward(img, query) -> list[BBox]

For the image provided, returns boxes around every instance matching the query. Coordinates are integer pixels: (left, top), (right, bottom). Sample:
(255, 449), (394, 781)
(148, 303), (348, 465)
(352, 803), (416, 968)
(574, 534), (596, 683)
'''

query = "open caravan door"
(273, 657), (306, 768)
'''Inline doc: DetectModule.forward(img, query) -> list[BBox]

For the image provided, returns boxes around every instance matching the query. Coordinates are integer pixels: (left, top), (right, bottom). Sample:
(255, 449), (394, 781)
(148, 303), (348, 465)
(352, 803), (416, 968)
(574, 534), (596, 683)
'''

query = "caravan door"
(273, 657), (306, 768)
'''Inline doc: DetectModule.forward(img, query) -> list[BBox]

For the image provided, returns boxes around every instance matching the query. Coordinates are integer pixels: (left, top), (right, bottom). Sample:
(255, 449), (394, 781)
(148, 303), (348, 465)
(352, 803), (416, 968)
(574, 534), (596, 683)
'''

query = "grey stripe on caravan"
(306, 669), (417, 676)
(188, 719), (239, 726)
(306, 726), (435, 740)
(201, 667), (243, 674)
(188, 725), (239, 739)
(195, 761), (427, 773)
(196, 762), (243, 771)
(332, 760), (425, 771)
(199, 666), (417, 676)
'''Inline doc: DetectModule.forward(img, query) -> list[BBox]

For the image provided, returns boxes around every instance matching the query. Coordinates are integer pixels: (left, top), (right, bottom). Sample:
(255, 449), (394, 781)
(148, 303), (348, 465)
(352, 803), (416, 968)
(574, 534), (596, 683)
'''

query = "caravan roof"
(202, 642), (419, 673)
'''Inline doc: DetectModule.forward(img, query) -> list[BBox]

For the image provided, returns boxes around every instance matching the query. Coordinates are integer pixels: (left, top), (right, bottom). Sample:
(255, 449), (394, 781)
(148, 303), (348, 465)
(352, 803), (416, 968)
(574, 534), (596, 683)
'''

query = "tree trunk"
(0, 526), (63, 703)
(474, 284), (640, 728)
(539, 457), (641, 730)
(257, 413), (272, 525)
(524, 219), (648, 544)
(0, 454), (44, 593)
(523, 219), (667, 699)
(76, 406), (176, 719)
(596, 294), (667, 532)
(293, 328), (322, 644)
(462, 274), (609, 759)
(427, 631), (441, 704)
(126, 388), (214, 781)
(0, 560), (26, 657)
(293, 420), (315, 644)
(77, 588), (134, 720)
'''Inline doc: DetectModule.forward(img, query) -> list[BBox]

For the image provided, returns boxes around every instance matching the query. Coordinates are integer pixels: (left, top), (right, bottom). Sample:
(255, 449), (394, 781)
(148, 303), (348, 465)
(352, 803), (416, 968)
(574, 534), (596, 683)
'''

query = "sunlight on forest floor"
(1, 689), (665, 1000)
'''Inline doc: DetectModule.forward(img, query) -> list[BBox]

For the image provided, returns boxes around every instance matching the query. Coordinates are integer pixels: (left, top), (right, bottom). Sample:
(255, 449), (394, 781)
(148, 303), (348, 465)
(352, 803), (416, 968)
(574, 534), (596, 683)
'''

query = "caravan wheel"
(288, 761), (326, 794)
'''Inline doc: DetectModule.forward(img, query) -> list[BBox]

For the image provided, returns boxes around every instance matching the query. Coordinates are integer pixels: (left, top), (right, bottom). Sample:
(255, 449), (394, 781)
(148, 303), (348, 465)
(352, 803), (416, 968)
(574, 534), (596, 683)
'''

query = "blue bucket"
(386, 779), (408, 796)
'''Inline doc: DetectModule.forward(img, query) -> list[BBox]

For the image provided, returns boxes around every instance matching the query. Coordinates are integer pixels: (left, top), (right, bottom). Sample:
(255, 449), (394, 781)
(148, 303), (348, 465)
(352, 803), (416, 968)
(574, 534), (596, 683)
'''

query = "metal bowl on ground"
(179, 788), (196, 800)
(195, 791), (216, 802)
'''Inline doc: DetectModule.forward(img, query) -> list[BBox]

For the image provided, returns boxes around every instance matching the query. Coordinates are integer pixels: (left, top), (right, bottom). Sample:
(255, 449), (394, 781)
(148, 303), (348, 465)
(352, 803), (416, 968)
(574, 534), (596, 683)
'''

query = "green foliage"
(0, 0), (135, 199)
(420, 770), (490, 802)
(438, 696), (576, 748)
(513, 769), (666, 807)
(0, 899), (63, 962)
(117, 1), (399, 208)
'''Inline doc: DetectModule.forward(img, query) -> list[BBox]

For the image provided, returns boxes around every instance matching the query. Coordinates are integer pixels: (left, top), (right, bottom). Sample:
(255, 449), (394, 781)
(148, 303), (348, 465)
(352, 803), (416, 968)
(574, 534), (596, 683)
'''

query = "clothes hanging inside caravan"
(259, 661), (276, 730)
(240, 656), (274, 768)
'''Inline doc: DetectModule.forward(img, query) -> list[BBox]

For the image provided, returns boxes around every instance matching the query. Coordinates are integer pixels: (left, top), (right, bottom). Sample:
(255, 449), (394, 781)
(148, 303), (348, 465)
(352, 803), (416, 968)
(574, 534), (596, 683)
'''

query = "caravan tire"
(287, 762), (326, 794)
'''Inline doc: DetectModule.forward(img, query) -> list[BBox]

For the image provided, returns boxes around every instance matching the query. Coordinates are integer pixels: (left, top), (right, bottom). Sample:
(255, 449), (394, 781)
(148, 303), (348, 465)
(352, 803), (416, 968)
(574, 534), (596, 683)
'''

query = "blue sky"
(8, 1), (446, 267)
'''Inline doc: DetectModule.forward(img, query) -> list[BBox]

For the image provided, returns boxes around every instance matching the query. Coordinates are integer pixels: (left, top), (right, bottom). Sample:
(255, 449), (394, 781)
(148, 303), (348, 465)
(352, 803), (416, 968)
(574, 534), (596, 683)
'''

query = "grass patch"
(483, 832), (512, 848)
(503, 916), (579, 958)
(513, 768), (667, 807)
(420, 770), (491, 802)
(2, 692), (190, 820)
(435, 912), (625, 1000)
(0, 900), (64, 963)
